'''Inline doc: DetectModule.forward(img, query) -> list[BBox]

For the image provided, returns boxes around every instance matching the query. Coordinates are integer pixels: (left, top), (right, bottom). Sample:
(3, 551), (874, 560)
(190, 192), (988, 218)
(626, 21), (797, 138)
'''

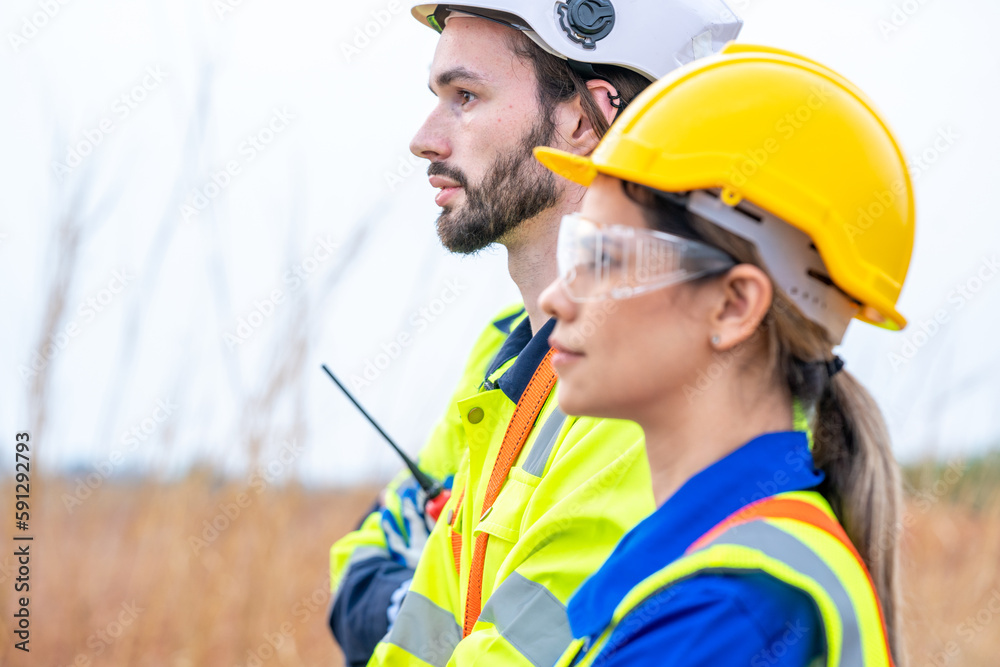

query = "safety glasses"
(556, 213), (736, 302)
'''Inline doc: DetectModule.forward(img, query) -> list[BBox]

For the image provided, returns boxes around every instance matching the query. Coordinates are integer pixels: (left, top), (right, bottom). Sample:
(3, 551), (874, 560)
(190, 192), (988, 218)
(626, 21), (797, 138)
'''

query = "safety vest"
(557, 490), (895, 667)
(369, 317), (653, 666)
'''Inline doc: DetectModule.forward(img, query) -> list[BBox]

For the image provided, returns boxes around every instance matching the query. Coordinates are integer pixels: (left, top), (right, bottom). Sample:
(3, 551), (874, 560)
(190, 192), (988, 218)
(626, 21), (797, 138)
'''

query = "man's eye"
(459, 90), (476, 105)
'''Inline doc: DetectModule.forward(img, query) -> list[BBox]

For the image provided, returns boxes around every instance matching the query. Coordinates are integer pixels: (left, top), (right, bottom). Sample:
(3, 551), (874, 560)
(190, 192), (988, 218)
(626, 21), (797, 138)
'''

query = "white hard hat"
(411, 0), (744, 81)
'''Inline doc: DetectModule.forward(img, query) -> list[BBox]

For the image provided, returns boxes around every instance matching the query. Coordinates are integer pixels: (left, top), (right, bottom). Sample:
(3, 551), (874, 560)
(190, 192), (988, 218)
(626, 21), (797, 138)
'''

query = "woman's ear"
(708, 264), (773, 351)
(556, 79), (619, 156)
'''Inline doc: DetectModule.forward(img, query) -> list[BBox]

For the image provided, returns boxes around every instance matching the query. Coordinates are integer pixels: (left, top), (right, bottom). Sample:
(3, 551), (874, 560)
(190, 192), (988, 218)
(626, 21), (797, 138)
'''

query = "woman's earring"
(711, 335), (721, 346)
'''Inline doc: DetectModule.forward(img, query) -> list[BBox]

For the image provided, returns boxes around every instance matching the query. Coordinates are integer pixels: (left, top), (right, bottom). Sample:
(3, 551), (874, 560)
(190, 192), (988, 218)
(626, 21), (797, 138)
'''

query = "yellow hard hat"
(536, 43), (914, 331)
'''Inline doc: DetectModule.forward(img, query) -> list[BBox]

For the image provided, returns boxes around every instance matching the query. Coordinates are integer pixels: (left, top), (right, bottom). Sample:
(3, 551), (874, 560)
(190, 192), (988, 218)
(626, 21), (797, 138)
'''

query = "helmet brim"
(533, 147), (597, 187)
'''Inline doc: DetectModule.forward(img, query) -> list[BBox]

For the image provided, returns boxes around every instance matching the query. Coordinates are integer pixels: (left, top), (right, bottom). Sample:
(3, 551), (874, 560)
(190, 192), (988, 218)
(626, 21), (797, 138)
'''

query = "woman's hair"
(625, 182), (906, 665)
(504, 32), (652, 138)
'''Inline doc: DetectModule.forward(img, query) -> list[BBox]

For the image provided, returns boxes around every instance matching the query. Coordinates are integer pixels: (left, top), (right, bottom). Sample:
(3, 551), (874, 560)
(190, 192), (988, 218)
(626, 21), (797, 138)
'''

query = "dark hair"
(504, 32), (652, 138)
(627, 181), (907, 665)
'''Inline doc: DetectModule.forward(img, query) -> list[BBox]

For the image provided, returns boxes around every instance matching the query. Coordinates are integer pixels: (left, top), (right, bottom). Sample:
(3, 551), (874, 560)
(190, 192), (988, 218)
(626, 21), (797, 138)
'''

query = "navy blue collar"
(483, 315), (556, 404)
(567, 431), (825, 640)
(491, 308), (525, 335)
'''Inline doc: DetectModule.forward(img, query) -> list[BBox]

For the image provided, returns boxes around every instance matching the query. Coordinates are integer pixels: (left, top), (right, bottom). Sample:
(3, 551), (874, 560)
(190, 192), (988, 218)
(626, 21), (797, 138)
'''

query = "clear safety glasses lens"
(556, 213), (736, 302)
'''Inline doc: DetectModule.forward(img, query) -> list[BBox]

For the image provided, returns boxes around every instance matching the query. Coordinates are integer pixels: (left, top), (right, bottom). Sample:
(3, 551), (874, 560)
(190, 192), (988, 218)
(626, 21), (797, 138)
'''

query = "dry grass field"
(0, 461), (997, 667)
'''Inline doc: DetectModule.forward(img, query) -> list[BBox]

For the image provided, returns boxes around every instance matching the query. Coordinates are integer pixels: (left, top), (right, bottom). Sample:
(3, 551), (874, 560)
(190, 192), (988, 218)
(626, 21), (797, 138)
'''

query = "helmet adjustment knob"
(557, 0), (616, 49)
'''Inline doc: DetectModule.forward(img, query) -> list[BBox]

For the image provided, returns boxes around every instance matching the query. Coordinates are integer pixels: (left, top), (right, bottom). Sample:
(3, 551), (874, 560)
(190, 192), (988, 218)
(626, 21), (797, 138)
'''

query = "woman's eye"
(602, 243), (625, 268)
(579, 239), (601, 270)
(578, 250), (618, 274)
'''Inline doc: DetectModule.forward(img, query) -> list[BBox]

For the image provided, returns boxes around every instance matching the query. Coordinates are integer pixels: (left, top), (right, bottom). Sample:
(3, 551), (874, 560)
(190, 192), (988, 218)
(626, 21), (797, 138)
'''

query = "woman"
(534, 44), (912, 666)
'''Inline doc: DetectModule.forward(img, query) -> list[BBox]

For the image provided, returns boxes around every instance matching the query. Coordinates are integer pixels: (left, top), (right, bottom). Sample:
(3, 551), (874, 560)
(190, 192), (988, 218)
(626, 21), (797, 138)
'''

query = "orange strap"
(463, 349), (557, 637)
(687, 495), (894, 665)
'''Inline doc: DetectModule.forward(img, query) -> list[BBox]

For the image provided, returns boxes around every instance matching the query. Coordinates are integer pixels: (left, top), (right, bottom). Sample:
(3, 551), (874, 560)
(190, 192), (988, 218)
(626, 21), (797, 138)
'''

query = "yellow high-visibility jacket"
(330, 304), (532, 665)
(368, 311), (655, 666)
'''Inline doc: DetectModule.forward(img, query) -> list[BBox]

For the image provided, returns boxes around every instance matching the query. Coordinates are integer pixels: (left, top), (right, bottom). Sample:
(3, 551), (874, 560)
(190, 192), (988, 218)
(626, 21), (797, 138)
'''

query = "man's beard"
(428, 115), (560, 254)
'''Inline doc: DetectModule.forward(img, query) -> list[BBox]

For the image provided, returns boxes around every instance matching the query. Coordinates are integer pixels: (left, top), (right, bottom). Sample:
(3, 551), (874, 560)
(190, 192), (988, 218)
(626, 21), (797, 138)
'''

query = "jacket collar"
(483, 315), (556, 404)
(567, 430), (824, 640)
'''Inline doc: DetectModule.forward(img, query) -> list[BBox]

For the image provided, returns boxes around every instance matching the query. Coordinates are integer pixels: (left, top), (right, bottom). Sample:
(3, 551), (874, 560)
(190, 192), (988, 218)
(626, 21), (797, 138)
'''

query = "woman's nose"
(539, 277), (577, 324)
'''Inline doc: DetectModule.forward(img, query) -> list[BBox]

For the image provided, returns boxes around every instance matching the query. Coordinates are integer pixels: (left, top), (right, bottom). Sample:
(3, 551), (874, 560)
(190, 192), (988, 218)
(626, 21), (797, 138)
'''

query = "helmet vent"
(735, 203), (763, 224)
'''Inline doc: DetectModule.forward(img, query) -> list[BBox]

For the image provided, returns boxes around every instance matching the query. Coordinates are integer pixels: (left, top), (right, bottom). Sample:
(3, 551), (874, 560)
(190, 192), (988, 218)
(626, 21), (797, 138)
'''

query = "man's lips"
(429, 175), (461, 189)
(429, 175), (463, 207)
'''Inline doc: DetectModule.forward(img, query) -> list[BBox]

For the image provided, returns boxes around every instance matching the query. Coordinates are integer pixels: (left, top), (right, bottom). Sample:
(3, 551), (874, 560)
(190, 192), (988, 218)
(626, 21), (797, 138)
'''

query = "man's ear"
(585, 79), (619, 128)
(709, 264), (773, 351)
(555, 79), (619, 156)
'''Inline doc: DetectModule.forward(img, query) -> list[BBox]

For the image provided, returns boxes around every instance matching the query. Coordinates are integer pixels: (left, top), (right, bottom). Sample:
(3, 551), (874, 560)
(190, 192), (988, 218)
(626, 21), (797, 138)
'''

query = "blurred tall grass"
(0, 459), (996, 666)
(0, 473), (375, 666)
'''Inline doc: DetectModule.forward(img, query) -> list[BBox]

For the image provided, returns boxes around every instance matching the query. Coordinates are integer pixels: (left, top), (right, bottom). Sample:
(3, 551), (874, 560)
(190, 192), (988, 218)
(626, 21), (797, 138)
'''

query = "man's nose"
(410, 106), (451, 161)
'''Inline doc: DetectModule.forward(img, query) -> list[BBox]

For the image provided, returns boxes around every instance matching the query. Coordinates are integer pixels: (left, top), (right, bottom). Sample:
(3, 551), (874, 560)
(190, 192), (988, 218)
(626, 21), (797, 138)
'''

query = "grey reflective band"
(692, 521), (863, 667)
(382, 591), (462, 667)
(347, 545), (390, 567)
(522, 408), (568, 477)
(479, 572), (573, 667)
(331, 545), (393, 598)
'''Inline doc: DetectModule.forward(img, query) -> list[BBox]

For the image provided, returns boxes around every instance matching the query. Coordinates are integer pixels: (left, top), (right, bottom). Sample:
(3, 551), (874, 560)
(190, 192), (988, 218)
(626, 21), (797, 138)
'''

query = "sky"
(1, 0), (998, 486)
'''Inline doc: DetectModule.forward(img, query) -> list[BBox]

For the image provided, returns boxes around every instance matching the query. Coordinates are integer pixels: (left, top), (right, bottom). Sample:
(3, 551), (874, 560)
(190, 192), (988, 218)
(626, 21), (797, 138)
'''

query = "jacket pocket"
(474, 467), (540, 544)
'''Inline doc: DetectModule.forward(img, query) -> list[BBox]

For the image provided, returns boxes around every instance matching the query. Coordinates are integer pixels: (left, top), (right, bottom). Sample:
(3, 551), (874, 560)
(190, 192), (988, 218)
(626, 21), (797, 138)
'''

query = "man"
(330, 3), (743, 665)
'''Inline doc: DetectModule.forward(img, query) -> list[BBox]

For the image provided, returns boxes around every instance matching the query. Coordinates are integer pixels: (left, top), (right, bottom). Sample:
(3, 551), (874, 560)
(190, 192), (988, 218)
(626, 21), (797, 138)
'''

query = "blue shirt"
(567, 431), (827, 666)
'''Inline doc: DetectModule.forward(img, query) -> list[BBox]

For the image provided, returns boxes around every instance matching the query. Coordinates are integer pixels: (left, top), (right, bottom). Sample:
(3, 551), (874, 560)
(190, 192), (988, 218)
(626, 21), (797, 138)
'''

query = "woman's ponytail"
(812, 370), (905, 666)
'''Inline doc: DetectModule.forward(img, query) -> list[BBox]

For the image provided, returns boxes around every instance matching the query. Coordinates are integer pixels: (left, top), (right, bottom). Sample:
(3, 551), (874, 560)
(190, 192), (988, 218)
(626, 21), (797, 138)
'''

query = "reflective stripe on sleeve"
(695, 520), (863, 666)
(332, 545), (393, 598)
(522, 408), (568, 477)
(478, 572), (573, 667)
(382, 591), (462, 667)
(348, 545), (390, 567)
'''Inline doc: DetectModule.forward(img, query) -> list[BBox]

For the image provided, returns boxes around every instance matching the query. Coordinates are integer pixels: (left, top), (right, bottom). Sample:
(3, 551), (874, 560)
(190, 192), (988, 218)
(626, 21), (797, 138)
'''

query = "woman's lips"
(549, 337), (584, 370)
(552, 351), (583, 370)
